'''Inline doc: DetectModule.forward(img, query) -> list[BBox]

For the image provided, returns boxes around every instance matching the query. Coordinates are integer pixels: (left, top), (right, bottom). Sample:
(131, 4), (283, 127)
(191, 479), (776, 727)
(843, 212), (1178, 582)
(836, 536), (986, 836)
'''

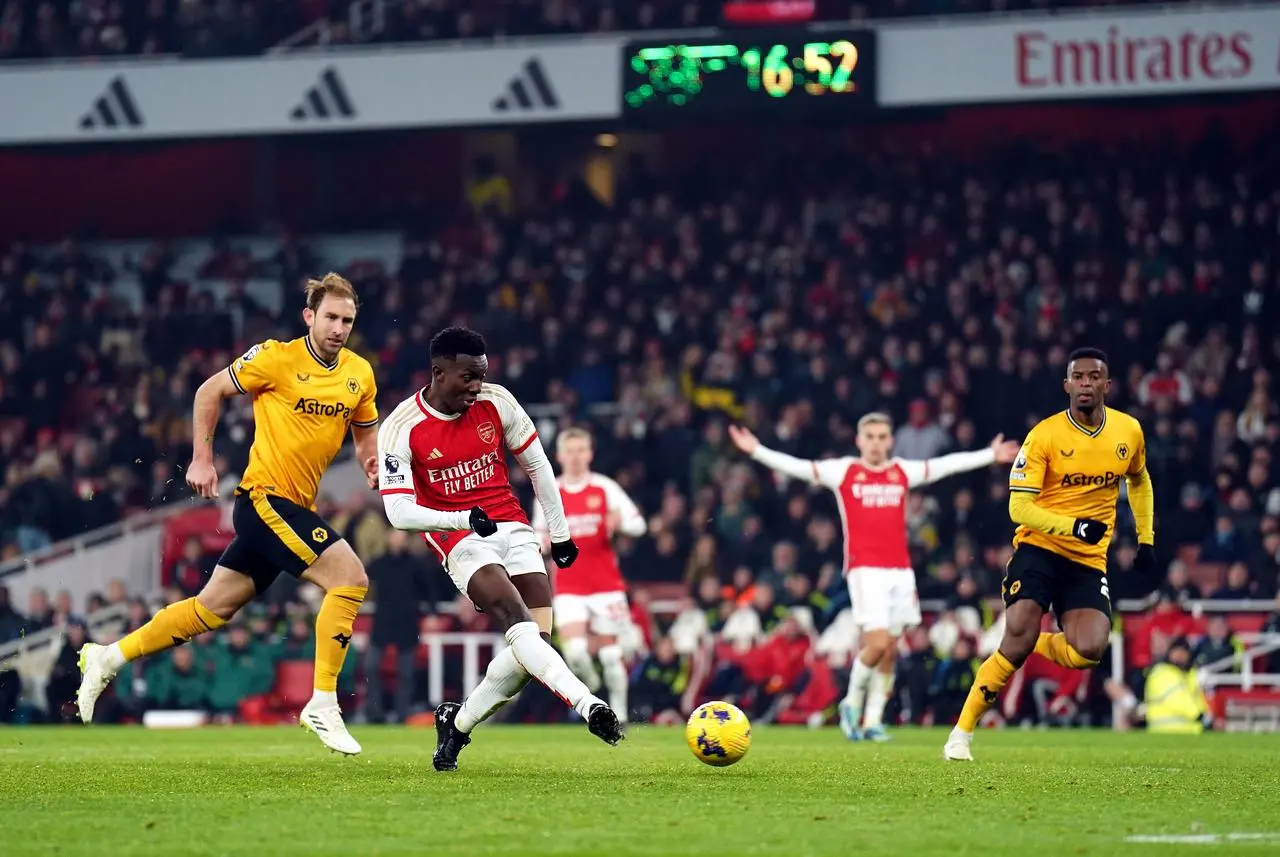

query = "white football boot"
(942, 727), (974, 761)
(300, 697), (362, 756)
(76, 643), (119, 724)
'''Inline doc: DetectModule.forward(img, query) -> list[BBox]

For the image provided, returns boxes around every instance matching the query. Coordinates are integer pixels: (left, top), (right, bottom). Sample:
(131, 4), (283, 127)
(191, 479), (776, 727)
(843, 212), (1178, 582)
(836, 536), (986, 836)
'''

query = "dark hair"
(430, 326), (487, 361)
(1068, 347), (1108, 367)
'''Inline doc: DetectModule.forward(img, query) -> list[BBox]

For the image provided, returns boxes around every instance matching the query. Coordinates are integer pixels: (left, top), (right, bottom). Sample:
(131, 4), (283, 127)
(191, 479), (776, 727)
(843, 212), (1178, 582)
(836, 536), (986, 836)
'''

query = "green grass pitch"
(2, 726), (1278, 856)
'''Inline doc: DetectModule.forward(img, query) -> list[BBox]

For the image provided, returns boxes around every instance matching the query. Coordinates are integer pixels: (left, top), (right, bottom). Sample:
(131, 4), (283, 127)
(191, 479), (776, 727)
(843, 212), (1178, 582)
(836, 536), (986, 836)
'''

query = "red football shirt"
(378, 384), (538, 561)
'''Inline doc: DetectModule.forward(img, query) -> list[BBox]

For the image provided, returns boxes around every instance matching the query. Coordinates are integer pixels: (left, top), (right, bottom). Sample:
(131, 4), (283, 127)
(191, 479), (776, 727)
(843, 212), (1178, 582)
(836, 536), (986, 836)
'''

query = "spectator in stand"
(1160, 560), (1202, 604)
(1167, 484), (1213, 549)
(145, 646), (206, 711)
(24, 588), (52, 635)
(630, 635), (690, 725)
(1202, 516), (1249, 565)
(1213, 562), (1255, 600)
(361, 529), (434, 724)
(204, 624), (275, 719)
(45, 622), (89, 722)
(894, 400), (949, 461)
(1193, 616), (1237, 671)
(171, 535), (211, 597)
(932, 637), (981, 726)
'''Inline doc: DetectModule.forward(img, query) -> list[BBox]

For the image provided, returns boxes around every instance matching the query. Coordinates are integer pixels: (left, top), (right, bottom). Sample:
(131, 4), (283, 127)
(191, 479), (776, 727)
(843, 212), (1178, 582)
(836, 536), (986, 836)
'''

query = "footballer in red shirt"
(377, 327), (624, 770)
(730, 413), (1018, 741)
(532, 427), (646, 723)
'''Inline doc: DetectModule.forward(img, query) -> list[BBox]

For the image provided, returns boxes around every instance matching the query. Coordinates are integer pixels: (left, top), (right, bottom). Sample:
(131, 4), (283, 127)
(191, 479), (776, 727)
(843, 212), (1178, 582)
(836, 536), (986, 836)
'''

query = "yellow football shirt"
(1008, 407), (1146, 571)
(228, 337), (378, 510)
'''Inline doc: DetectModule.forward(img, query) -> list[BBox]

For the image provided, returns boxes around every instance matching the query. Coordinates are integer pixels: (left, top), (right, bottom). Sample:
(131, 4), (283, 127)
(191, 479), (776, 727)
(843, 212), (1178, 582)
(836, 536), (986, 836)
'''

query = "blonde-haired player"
(76, 274), (379, 755)
(731, 413), (1018, 741)
(532, 428), (646, 722)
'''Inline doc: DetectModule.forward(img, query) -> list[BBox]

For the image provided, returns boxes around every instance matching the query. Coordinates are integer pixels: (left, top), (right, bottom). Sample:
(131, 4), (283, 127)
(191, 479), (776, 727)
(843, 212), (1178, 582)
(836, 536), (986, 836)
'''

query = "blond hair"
(556, 426), (593, 452)
(857, 412), (893, 432)
(304, 272), (358, 312)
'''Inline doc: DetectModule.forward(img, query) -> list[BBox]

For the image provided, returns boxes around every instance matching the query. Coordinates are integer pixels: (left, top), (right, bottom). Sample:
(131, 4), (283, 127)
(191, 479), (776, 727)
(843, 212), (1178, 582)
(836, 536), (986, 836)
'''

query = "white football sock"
(456, 646), (530, 734)
(862, 669), (895, 729)
(597, 644), (629, 723)
(563, 635), (602, 691)
(309, 690), (339, 708)
(104, 642), (126, 673)
(843, 655), (875, 710)
(505, 621), (603, 718)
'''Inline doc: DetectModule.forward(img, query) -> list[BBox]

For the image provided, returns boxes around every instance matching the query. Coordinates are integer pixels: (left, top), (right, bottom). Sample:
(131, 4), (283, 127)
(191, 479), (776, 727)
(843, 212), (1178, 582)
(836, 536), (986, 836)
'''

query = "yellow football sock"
(118, 597), (226, 662)
(1034, 632), (1099, 669)
(956, 651), (1017, 732)
(314, 585), (367, 693)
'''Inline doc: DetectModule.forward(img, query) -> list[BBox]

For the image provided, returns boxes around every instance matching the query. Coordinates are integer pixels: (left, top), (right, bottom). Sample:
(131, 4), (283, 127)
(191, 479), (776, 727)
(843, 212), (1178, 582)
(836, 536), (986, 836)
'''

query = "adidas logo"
(290, 67), (356, 122)
(491, 58), (560, 113)
(79, 76), (143, 131)
(428, 448), (443, 461)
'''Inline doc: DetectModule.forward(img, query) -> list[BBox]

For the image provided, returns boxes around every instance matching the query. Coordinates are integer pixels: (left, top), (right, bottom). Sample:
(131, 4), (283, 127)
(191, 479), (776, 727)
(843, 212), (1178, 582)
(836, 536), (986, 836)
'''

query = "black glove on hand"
(469, 507), (497, 538)
(551, 539), (579, 569)
(1133, 543), (1156, 572)
(1072, 517), (1107, 545)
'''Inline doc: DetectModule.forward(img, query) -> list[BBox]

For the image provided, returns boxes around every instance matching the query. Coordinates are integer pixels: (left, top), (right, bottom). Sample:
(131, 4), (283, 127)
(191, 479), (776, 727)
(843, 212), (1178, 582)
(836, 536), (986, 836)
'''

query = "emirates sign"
(877, 6), (1280, 106)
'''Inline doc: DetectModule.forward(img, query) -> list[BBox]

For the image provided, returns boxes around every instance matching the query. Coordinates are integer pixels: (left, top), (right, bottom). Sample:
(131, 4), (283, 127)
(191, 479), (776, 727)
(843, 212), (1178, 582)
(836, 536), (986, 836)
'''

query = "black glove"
(469, 507), (497, 538)
(1072, 517), (1107, 545)
(1133, 543), (1156, 572)
(551, 539), (579, 569)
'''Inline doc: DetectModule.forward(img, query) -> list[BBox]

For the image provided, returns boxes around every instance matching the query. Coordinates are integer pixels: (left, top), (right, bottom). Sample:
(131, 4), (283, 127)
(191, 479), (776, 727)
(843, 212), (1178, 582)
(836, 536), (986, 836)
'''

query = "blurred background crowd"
(0, 0), (1221, 61)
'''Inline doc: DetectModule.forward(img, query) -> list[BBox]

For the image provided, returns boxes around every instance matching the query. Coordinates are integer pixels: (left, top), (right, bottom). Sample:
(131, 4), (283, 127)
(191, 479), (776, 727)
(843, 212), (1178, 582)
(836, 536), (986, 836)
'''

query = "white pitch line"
(1125, 833), (1280, 845)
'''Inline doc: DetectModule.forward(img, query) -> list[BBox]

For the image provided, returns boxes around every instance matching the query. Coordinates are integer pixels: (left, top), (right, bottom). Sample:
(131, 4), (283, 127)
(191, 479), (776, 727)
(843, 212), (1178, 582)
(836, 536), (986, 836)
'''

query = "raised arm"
(728, 424), (850, 489)
(900, 434), (1018, 487)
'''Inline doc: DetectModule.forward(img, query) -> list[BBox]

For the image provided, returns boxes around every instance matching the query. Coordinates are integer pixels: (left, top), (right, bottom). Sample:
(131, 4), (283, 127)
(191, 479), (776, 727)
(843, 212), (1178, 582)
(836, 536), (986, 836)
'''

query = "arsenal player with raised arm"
(377, 327), (624, 772)
(532, 428), (646, 723)
(729, 414), (1019, 742)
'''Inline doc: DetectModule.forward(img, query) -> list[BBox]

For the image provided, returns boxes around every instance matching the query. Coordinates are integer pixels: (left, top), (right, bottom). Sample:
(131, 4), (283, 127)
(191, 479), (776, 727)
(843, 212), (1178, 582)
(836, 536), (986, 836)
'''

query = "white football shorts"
(846, 567), (922, 635)
(444, 521), (545, 593)
(553, 591), (630, 636)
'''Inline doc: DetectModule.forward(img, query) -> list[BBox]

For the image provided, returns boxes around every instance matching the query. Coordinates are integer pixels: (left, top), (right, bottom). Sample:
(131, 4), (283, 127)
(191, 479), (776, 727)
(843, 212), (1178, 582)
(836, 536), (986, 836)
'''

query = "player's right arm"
(1008, 426), (1107, 545)
(376, 408), (474, 533)
(187, 342), (278, 499)
(728, 425), (850, 489)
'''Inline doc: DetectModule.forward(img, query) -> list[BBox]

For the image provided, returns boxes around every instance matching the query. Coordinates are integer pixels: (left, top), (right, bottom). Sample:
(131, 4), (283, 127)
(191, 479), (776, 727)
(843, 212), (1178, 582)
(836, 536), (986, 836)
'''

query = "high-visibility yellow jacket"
(1145, 663), (1209, 734)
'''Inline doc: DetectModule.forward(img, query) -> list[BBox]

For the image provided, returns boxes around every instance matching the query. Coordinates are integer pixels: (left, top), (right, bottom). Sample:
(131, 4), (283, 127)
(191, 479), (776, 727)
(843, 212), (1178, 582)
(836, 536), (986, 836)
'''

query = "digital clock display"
(622, 30), (877, 120)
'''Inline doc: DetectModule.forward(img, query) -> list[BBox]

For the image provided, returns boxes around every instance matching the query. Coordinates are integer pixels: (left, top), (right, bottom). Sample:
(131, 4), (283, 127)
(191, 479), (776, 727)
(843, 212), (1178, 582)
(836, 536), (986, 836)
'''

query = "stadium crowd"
(0, 0), (1223, 60)
(2, 114), (1279, 725)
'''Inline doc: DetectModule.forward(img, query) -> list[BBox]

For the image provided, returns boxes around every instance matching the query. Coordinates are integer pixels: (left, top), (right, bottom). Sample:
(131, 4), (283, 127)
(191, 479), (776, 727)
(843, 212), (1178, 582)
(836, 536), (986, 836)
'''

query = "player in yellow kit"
(76, 273), (380, 755)
(944, 348), (1155, 760)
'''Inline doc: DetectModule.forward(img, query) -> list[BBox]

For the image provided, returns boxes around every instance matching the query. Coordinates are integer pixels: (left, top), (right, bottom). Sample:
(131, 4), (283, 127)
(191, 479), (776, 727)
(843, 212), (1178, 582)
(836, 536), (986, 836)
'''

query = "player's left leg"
(587, 592), (631, 724)
(554, 594), (602, 691)
(839, 568), (892, 740)
(1037, 565), (1113, 669)
(466, 564), (620, 739)
(77, 565), (256, 723)
(299, 539), (369, 756)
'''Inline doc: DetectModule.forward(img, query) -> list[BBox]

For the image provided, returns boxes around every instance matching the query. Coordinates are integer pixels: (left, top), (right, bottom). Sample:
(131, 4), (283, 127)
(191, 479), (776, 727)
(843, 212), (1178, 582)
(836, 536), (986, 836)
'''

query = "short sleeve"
(228, 340), (281, 396)
(483, 384), (538, 454)
(1127, 423), (1147, 475)
(352, 364), (379, 428)
(376, 411), (416, 496)
(1009, 427), (1047, 494)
